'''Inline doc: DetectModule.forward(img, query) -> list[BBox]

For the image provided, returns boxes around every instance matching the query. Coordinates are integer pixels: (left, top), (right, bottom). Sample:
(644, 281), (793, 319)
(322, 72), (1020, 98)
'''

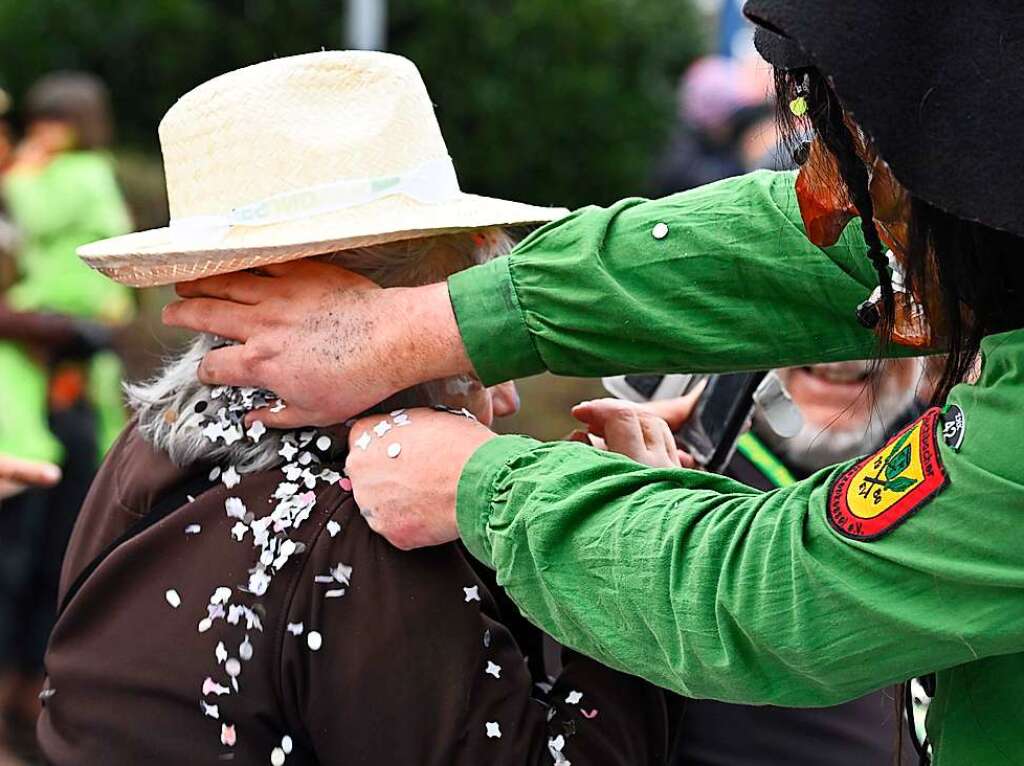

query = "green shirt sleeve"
(456, 330), (1024, 706)
(449, 170), (887, 385)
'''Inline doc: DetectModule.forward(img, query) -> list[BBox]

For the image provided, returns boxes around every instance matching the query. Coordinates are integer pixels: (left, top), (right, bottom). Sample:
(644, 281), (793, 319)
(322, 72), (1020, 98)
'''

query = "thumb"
(635, 381), (706, 431)
(571, 398), (636, 438)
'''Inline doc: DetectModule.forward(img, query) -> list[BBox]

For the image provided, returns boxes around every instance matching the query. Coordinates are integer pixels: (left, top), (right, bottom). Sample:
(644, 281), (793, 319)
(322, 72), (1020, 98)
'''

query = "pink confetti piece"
(221, 723), (236, 747)
(566, 690), (583, 705)
(203, 677), (230, 697)
(339, 477), (353, 492)
(581, 708), (599, 719)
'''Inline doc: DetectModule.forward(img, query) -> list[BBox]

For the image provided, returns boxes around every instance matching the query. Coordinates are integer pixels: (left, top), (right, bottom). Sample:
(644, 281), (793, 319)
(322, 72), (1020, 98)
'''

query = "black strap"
(56, 471), (215, 621)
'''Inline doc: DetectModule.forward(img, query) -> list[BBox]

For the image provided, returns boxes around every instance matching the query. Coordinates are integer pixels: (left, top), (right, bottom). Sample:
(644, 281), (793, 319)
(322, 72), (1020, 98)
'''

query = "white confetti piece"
(231, 522), (248, 542)
(187, 494), (196, 503)
(209, 466), (222, 481)
(486, 721), (502, 739)
(216, 642), (228, 664)
(221, 723), (236, 747)
(549, 735), (570, 765)
(185, 524), (202, 535)
(463, 585), (480, 602)
(281, 736), (293, 755)
(307, 631), (323, 651)
(225, 658), (242, 678)
(165, 589), (181, 608)
(315, 435), (331, 451)
(212, 587), (233, 605)
(271, 746), (286, 766)
(201, 701), (220, 719)
(325, 589), (346, 599)
(354, 432), (372, 451)
(225, 497), (247, 519)
(279, 442), (298, 461)
(565, 690), (583, 705)
(390, 409), (406, 417)
(222, 466), (241, 489)
(386, 442), (402, 459)
(372, 420), (392, 437)
(287, 622), (304, 636)
(203, 677), (230, 696)
(239, 635), (253, 661)
(298, 451), (313, 466)
(198, 618), (213, 633)
(247, 421), (267, 442)
(326, 520), (341, 537)
(485, 661), (502, 679)
(270, 399), (287, 413)
(483, 629), (491, 647)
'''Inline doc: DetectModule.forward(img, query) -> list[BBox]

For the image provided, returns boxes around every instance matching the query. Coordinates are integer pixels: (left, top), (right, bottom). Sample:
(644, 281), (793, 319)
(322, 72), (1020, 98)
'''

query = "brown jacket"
(39, 425), (674, 764)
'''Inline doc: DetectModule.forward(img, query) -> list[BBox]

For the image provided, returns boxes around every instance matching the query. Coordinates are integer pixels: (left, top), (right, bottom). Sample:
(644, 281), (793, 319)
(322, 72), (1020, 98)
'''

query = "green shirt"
(447, 170), (1024, 765)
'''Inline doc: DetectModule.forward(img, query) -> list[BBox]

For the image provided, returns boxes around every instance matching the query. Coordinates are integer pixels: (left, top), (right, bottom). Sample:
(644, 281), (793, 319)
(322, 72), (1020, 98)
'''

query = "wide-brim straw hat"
(79, 51), (568, 287)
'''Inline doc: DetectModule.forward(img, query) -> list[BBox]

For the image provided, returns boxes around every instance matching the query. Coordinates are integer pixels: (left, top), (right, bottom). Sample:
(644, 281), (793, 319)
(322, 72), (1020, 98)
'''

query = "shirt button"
(652, 222), (669, 240)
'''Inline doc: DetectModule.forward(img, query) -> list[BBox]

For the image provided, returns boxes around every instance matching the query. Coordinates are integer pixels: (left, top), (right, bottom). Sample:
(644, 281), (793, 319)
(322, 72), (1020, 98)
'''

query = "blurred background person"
(573, 358), (926, 764)
(650, 54), (784, 197)
(0, 71), (132, 764)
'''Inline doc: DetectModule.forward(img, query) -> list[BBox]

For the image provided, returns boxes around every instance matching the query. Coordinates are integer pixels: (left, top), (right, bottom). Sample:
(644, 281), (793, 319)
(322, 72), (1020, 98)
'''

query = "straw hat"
(78, 51), (568, 287)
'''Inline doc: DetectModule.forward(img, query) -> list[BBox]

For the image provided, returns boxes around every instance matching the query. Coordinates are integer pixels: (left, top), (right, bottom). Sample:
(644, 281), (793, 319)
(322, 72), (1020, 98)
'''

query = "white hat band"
(169, 156), (461, 246)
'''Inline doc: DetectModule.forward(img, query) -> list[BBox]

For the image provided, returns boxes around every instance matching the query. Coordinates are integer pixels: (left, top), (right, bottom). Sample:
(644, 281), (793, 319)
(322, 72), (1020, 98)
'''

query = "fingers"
(197, 344), (265, 387)
(0, 456), (62, 488)
(601, 407), (647, 461)
(162, 298), (256, 341)
(638, 382), (706, 430)
(175, 272), (278, 305)
(571, 398), (634, 438)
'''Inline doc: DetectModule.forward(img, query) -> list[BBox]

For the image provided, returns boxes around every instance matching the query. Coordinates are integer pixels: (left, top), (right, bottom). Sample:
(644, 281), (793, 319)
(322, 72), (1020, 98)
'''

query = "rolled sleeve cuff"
(447, 255), (546, 385)
(456, 434), (541, 568)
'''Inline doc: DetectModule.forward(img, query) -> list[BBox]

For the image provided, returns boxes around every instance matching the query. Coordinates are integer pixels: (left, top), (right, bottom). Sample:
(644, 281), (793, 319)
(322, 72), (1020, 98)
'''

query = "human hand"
(163, 260), (471, 428)
(0, 455), (61, 500)
(344, 408), (496, 550)
(570, 393), (701, 469)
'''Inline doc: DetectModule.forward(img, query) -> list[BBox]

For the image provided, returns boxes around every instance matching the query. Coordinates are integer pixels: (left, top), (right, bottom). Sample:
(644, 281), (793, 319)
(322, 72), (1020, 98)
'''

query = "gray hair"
(127, 228), (515, 470)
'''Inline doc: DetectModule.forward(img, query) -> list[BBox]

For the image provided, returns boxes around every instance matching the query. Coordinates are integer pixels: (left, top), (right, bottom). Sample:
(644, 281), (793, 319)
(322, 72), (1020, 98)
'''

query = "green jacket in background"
(0, 151), (133, 462)
(447, 170), (1024, 765)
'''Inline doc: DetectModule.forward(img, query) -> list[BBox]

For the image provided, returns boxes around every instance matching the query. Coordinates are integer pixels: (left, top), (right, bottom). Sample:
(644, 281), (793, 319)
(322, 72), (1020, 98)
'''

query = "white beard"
(756, 382), (920, 474)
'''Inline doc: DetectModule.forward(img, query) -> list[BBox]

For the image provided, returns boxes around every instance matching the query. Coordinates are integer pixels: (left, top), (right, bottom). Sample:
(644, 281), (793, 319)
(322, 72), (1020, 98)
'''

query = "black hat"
(744, 0), (1024, 238)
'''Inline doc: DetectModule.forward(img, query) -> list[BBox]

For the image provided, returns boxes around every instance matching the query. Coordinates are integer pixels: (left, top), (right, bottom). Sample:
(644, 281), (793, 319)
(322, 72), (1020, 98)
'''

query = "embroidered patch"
(941, 404), (966, 451)
(827, 407), (948, 540)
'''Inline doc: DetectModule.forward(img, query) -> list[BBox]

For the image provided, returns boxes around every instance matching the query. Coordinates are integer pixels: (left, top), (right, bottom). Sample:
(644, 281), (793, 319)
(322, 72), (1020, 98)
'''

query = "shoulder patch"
(827, 407), (948, 541)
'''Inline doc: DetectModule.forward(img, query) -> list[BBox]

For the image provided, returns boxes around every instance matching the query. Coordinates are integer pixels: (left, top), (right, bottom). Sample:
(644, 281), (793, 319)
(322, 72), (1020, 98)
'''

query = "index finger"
(162, 298), (255, 342)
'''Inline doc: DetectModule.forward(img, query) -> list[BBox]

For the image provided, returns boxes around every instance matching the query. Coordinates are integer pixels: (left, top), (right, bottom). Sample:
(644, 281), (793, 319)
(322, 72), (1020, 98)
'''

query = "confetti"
(216, 642), (228, 664)
(286, 622), (304, 636)
(221, 724), (236, 747)
(271, 747), (286, 766)
(212, 587), (233, 605)
(565, 690), (583, 705)
(297, 451), (313, 466)
(201, 701), (220, 719)
(483, 629), (491, 648)
(386, 442), (402, 459)
(372, 420), (392, 437)
(390, 409), (406, 417)
(307, 631), (323, 651)
(231, 522), (249, 542)
(185, 524), (202, 535)
(325, 589), (346, 599)
(581, 708), (599, 719)
(247, 421), (267, 442)
(354, 432), (372, 451)
(165, 589), (182, 608)
(463, 586), (480, 602)
(198, 618), (214, 633)
(281, 735), (293, 754)
(225, 658), (242, 678)
(315, 435), (331, 451)
(339, 478), (353, 492)
(485, 661), (502, 679)
(209, 466), (222, 481)
(225, 497), (247, 519)
(486, 721), (502, 739)
(203, 678), (230, 697)
(239, 635), (253, 661)
(38, 688), (56, 701)
(549, 735), (570, 765)
(326, 520), (342, 537)
(279, 442), (298, 461)
(270, 399), (287, 413)
(222, 466), (241, 489)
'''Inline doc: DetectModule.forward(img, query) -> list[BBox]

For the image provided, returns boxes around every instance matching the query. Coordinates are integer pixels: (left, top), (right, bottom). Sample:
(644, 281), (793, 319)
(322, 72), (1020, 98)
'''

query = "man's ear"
(488, 381), (520, 419)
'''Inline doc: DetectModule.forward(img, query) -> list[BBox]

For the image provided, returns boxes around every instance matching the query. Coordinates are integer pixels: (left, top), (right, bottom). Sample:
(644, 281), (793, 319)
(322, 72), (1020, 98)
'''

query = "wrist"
(386, 282), (472, 389)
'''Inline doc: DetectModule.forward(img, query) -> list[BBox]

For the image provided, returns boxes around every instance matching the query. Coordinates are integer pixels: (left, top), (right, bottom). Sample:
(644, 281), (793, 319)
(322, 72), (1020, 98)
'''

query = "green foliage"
(0, 0), (704, 211)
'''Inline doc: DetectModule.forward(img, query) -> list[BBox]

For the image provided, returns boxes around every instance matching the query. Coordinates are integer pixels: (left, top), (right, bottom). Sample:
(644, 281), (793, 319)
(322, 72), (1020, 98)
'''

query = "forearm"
(457, 435), (1024, 706)
(449, 171), (896, 385)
